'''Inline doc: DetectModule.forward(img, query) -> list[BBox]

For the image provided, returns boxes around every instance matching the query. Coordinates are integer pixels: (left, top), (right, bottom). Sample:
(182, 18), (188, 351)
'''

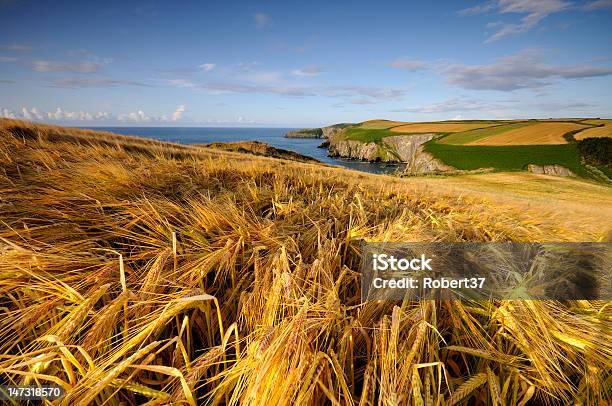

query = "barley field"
(575, 120), (612, 140)
(0, 119), (610, 405)
(390, 123), (501, 134)
(467, 122), (588, 145)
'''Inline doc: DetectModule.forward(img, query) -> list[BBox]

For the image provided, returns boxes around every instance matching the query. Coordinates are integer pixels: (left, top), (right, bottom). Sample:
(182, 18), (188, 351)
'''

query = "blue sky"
(1, 0), (611, 127)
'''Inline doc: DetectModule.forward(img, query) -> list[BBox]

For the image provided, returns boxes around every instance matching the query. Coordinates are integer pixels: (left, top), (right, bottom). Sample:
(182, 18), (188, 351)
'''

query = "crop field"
(1, 119), (610, 405)
(389, 122), (501, 133)
(575, 120), (612, 140)
(467, 122), (590, 145)
(439, 122), (533, 145)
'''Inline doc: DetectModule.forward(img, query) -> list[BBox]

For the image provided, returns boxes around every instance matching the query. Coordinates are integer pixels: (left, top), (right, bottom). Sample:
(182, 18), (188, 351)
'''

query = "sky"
(0, 0), (611, 127)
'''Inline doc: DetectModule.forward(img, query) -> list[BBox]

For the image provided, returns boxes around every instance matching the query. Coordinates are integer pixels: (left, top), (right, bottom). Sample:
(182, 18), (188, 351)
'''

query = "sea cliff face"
(328, 138), (380, 161)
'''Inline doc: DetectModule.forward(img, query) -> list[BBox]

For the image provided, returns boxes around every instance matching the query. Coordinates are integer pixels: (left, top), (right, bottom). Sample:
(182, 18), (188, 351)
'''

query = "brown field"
(581, 119), (610, 125)
(575, 121), (612, 140)
(467, 122), (588, 145)
(390, 122), (501, 133)
(1, 119), (610, 405)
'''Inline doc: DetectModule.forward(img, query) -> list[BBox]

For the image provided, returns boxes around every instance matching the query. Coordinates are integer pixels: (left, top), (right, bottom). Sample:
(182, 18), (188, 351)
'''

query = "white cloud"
(116, 105), (188, 123)
(1, 105), (186, 123)
(291, 66), (325, 76)
(32, 60), (104, 73)
(391, 97), (600, 118)
(1, 43), (32, 51)
(254, 12), (272, 28)
(459, 0), (571, 42)
(583, 0), (612, 9)
(241, 70), (283, 83)
(0, 107), (112, 122)
(392, 97), (498, 113)
(198, 63), (216, 72)
(0, 56), (18, 62)
(118, 110), (151, 122)
(47, 108), (109, 121)
(203, 82), (408, 101)
(444, 50), (612, 90)
(43, 77), (149, 88)
(236, 61), (260, 72)
(389, 58), (427, 71)
(171, 104), (186, 121)
(166, 79), (196, 88)
(1, 108), (16, 118)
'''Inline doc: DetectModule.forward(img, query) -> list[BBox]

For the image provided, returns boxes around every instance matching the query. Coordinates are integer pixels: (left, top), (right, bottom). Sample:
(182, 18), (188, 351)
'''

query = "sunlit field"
(0, 120), (610, 405)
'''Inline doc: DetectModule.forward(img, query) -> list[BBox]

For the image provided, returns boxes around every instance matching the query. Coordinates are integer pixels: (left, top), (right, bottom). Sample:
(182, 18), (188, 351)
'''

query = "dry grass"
(575, 121), (612, 140)
(390, 123), (501, 133)
(468, 122), (588, 145)
(1, 119), (610, 405)
(405, 172), (612, 237)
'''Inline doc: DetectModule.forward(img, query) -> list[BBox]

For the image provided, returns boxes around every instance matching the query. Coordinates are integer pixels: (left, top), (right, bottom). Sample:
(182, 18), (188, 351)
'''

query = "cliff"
(286, 124), (353, 139)
(527, 164), (576, 177)
(285, 128), (323, 138)
(326, 129), (452, 173)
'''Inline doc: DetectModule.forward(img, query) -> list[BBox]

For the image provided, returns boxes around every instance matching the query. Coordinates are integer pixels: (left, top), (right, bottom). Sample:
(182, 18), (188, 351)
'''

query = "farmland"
(575, 119), (612, 140)
(467, 122), (590, 145)
(332, 118), (611, 179)
(1, 119), (610, 405)
(389, 122), (502, 133)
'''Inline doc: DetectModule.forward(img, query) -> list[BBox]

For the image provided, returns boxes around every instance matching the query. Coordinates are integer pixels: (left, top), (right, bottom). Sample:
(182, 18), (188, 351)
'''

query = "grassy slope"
(1, 120), (610, 405)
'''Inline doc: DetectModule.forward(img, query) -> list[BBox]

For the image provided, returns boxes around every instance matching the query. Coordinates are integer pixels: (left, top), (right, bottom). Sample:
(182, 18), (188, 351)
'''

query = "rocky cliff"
(321, 124), (346, 139)
(527, 164), (576, 177)
(285, 128), (323, 138)
(328, 138), (380, 161)
(286, 124), (351, 139)
(326, 129), (452, 173)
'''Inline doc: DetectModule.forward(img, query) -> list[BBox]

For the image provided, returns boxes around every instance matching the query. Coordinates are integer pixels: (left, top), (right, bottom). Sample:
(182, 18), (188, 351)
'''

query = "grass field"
(344, 126), (401, 142)
(424, 141), (589, 176)
(1, 119), (610, 405)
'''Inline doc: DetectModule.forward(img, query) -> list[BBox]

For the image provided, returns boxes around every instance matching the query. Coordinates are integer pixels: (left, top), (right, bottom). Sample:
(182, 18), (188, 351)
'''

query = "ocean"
(85, 127), (402, 175)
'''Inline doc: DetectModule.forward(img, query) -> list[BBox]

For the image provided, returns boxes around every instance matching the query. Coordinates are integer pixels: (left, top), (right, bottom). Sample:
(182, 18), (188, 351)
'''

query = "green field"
(344, 127), (397, 143)
(424, 141), (589, 177)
